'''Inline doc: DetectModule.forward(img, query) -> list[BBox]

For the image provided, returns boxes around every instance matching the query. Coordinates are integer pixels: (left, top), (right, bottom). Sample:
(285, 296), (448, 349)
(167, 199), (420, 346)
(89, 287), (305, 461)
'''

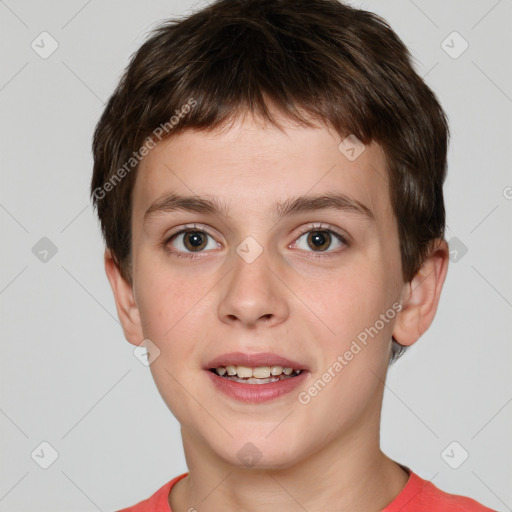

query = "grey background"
(0, 0), (511, 510)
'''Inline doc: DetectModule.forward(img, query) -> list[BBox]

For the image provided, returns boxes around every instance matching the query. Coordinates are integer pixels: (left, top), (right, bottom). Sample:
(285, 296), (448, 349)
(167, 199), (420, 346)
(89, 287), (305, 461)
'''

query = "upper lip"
(205, 352), (308, 371)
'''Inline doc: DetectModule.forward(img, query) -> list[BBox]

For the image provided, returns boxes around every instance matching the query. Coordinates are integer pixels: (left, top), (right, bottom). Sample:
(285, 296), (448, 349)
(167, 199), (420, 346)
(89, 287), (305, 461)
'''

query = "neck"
(169, 398), (409, 512)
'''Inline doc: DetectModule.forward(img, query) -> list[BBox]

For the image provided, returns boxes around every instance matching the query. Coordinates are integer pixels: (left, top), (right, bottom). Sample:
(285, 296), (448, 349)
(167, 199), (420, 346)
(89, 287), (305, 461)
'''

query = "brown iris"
(307, 230), (332, 251)
(183, 230), (208, 251)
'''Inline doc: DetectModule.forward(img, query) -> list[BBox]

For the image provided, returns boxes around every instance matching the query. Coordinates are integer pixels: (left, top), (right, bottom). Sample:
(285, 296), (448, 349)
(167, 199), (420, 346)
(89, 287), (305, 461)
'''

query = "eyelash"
(164, 223), (349, 260)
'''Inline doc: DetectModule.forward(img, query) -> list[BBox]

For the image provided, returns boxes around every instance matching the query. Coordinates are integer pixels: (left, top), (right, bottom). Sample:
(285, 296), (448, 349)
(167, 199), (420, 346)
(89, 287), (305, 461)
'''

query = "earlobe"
(392, 239), (449, 347)
(104, 249), (144, 346)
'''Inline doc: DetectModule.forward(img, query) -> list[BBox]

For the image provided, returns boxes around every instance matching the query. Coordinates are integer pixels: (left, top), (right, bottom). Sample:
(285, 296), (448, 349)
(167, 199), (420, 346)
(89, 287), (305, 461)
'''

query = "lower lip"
(206, 370), (308, 403)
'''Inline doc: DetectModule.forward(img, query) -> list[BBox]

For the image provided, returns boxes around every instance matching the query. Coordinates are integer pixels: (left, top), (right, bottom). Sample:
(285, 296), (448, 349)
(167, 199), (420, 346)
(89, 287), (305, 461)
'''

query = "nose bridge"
(217, 236), (289, 327)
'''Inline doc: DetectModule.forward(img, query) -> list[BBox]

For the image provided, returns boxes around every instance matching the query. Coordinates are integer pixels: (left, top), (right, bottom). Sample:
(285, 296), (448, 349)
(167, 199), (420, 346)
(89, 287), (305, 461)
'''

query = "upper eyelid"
(167, 222), (345, 237)
(166, 224), (217, 241)
(295, 222), (341, 235)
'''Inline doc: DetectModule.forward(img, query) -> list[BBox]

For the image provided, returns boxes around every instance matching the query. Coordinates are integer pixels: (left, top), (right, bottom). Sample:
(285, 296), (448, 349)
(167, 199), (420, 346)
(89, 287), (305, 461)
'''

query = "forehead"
(133, 113), (392, 226)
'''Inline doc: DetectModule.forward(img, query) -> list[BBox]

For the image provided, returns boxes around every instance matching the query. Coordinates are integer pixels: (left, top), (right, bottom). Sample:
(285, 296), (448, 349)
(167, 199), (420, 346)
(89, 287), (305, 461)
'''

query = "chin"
(207, 426), (308, 470)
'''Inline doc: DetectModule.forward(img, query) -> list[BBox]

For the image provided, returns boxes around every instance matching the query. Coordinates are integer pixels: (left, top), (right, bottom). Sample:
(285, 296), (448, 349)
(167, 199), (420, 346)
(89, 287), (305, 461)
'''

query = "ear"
(393, 239), (449, 347)
(104, 249), (144, 346)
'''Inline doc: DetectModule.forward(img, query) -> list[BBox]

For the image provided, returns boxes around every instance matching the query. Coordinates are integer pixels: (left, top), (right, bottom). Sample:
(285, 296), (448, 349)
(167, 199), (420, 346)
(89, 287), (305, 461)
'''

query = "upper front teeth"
(215, 365), (301, 378)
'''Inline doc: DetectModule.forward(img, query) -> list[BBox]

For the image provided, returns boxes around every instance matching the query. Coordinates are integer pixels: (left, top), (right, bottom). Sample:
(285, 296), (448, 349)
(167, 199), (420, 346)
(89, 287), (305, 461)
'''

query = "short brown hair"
(91, 0), (449, 364)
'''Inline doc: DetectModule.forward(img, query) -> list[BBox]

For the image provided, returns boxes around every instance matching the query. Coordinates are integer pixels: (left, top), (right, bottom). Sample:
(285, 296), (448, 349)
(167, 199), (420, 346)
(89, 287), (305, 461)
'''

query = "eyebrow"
(144, 192), (375, 223)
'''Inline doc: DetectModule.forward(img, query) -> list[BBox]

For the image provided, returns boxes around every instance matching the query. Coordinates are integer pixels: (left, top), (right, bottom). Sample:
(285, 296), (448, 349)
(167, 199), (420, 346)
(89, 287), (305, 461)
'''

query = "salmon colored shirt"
(116, 466), (496, 511)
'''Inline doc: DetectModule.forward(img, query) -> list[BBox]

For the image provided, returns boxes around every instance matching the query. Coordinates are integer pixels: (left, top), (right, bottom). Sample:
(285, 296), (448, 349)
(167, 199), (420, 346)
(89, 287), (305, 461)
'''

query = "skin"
(105, 109), (449, 512)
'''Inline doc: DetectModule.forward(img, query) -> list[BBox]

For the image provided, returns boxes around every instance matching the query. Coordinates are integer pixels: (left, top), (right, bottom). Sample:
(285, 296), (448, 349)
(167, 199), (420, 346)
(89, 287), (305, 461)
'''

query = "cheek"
(314, 268), (387, 326)
(135, 266), (209, 375)
(137, 283), (176, 339)
(311, 270), (396, 368)
(135, 257), (196, 337)
(138, 275), (202, 419)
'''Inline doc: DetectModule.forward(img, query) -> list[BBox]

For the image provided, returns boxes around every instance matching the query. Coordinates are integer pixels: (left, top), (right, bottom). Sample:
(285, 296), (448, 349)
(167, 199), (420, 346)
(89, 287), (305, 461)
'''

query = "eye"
(164, 223), (348, 260)
(165, 225), (220, 259)
(291, 224), (348, 255)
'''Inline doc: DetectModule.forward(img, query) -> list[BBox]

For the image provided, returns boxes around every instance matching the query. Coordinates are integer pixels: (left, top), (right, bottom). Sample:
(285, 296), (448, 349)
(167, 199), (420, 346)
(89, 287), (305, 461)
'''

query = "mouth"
(209, 365), (303, 384)
(205, 352), (308, 403)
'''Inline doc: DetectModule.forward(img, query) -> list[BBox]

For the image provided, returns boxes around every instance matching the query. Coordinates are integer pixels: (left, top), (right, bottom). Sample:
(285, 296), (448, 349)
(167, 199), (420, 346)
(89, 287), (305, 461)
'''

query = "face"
(124, 112), (410, 468)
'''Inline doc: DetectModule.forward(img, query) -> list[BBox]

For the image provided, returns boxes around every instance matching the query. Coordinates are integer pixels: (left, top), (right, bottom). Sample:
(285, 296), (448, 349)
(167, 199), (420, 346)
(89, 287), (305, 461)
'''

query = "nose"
(217, 244), (290, 329)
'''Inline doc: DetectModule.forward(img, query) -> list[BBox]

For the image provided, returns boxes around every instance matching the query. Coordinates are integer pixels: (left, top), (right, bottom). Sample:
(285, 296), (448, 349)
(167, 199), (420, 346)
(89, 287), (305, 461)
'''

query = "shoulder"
(383, 468), (496, 512)
(114, 473), (188, 512)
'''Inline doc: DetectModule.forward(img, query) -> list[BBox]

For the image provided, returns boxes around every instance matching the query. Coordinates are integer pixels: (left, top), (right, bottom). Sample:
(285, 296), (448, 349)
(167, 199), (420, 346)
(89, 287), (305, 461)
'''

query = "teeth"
(252, 366), (271, 378)
(236, 365), (253, 378)
(227, 376), (280, 384)
(270, 365), (283, 376)
(212, 365), (302, 379)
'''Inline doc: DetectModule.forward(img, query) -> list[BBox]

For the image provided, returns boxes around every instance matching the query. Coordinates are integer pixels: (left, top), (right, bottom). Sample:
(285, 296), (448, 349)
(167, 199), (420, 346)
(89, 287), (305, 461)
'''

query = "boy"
(90, 0), (496, 510)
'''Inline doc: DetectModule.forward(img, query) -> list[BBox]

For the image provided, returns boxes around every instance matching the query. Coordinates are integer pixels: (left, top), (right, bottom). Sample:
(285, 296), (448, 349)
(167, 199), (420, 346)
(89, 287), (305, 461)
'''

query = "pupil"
(186, 231), (206, 250)
(309, 231), (330, 251)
